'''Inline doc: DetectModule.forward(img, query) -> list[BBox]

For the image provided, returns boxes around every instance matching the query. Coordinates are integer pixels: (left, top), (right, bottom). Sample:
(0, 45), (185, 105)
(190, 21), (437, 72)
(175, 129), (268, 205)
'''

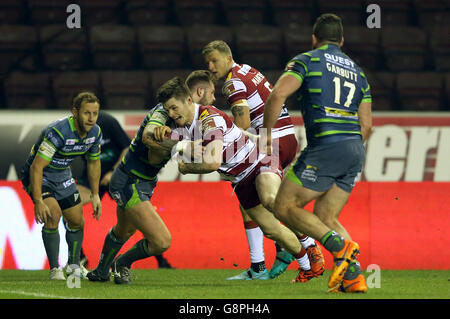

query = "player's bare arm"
(231, 101), (251, 130)
(87, 158), (102, 220)
(143, 124), (178, 151)
(358, 101), (372, 142)
(178, 139), (222, 174)
(30, 155), (52, 224)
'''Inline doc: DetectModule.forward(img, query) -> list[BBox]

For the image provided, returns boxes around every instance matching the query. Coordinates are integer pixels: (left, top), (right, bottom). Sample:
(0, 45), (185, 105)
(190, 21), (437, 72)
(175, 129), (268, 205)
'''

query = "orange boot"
(327, 240), (360, 290)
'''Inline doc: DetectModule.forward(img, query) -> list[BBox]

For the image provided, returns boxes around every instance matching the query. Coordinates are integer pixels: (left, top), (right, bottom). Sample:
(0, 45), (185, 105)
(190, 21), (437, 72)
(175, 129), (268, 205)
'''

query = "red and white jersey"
(174, 103), (266, 184)
(223, 63), (296, 139)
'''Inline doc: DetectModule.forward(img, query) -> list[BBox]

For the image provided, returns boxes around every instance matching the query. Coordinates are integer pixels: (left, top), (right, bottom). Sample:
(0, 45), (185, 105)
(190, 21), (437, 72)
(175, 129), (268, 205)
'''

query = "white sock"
(245, 227), (265, 263)
(299, 236), (316, 249)
(297, 254), (311, 271)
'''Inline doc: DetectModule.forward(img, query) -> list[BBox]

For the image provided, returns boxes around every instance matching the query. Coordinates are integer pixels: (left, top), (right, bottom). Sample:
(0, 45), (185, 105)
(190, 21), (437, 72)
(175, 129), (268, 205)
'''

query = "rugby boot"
(291, 268), (316, 283)
(112, 258), (131, 285)
(338, 274), (367, 293)
(269, 250), (295, 279)
(327, 240), (360, 290)
(87, 269), (110, 282)
(226, 268), (270, 280)
(49, 267), (66, 280)
(305, 242), (325, 277)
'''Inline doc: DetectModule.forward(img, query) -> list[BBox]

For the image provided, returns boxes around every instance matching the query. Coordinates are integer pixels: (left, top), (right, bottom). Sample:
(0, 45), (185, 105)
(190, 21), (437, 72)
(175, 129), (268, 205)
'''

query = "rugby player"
(20, 92), (102, 280)
(153, 77), (316, 282)
(263, 13), (372, 292)
(87, 104), (198, 284)
(201, 41), (325, 281)
(74, 110), (173, 270)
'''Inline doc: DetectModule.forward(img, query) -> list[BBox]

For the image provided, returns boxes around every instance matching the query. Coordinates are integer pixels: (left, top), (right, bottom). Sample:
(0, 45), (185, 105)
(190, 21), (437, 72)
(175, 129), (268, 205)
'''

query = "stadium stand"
(365, 71), (397, 111)
(78, 0), (122, 26)
(101, 70), (149, 110)
(397, 72), (444, 111)
(269, 0), (316, 27)
(4, 71), (51, 109)
(0, 0), (26, 24)
(381, 26), (427, 71)
(221, 0), (267, 25)
(414, 0), (450, 27)
(317, 0), (364, 25)
(0, 0), (448, 111)
(0, 25), (38, 74)
(342, 26), (381, 71)
(428, 26), (450, 72)
(283, 25), (314, 61)
(137, 25), (185, 69)
(52, 71), (100, 109)
(40, 24), (88, 71)
(89, 24), (136, 70)
(125, 0), (171, 25)
(186, 24), (233, 69)
(365, 0), (414, 26)
(174, 0), (220, 26)
(233, 24), (283, 70)
(28, 0), (71, 25)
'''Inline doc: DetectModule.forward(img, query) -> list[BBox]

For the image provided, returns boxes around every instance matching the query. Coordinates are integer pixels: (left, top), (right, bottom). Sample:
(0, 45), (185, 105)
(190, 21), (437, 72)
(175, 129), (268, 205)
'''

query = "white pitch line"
(0, 289), (89, 299)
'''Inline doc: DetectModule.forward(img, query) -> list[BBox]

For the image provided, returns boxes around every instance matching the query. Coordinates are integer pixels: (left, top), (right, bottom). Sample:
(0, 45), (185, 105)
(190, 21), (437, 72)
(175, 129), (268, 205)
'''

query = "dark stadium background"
(0, 0), (448, 112)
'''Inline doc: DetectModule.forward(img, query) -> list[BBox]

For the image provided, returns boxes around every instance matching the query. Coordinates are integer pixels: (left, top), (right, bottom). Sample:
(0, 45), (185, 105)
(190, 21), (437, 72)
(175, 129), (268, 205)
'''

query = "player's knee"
(149, 232), (172, 254)
(273, 198), (290, 223)
(260, 193), (276, 213)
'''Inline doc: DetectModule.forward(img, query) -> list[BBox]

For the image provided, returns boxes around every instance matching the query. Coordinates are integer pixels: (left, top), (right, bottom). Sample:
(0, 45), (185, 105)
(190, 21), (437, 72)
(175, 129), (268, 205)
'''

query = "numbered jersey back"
(284, 43), (372, 146)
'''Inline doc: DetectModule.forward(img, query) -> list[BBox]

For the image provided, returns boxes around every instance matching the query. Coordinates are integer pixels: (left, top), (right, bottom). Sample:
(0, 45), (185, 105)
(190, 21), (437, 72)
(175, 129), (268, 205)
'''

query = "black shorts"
(21, 176), (82, 211)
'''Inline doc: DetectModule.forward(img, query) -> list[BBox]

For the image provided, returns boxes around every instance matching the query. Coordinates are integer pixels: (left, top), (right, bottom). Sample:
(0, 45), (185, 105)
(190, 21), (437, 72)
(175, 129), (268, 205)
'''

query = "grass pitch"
(0, 269), (448, 300)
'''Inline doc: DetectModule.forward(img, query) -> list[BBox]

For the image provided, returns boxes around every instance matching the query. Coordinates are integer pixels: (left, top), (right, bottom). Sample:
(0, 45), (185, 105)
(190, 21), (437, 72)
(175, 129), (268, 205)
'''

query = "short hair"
(312, 13), (343, 44)
(156, 77), (192, 105)
(185, 70), (215, 91)
(201, 40), (232, 56)
(72, 91), (99, 110)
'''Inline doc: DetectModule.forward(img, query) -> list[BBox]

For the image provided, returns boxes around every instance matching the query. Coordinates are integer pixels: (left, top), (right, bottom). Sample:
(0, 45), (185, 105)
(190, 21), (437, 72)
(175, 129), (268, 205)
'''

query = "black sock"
(251, 261), (266, 273)
(155, 254), (165, 263)
(66, 227), (84, 266)
(97, 228), (126, 277)
(117, 238), (153, 268)
(42, 228), (60, 269)
(320, 230), (345, 253)
(274, 242), (283, 253)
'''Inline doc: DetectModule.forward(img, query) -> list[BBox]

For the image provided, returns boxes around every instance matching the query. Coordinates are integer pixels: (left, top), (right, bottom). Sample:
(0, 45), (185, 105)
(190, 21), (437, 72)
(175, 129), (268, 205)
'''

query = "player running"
(202, 41), (324, 281)
(19, 92), (102, 280)
(263, 14), (372, 292)
(153, 77), (315, 282)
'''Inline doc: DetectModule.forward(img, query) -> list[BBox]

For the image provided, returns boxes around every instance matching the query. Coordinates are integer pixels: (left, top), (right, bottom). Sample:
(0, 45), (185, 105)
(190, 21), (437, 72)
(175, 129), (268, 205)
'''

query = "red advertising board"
(1, 180), (449, 271)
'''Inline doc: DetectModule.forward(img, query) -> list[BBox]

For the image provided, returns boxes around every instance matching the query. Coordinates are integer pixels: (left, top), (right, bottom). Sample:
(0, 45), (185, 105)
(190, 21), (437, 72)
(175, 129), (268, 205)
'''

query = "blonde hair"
(201, 40), (232, 56)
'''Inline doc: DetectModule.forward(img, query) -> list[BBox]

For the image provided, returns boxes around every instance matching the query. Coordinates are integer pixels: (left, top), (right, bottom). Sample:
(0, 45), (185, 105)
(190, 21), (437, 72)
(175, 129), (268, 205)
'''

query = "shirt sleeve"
(86, 128), (102, 160)
(201, 115), (224, 147)
(283, 53), (311, 84)
(36, 128), (64, 162)
(360, 73), (372, 103)
(223, 78), (248, 107)
(147, 104), (170, 127)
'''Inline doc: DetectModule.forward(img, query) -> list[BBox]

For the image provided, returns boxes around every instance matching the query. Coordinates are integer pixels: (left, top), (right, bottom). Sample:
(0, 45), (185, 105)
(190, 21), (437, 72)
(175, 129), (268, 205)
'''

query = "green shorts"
(109, 165), (157, 210)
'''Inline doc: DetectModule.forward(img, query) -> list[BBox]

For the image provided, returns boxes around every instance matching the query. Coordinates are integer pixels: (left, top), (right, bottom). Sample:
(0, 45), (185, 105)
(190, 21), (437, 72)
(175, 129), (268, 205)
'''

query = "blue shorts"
(109, 165), (157, 210)
(286, 139), (365, 193)
(21, 175), (81, 211)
